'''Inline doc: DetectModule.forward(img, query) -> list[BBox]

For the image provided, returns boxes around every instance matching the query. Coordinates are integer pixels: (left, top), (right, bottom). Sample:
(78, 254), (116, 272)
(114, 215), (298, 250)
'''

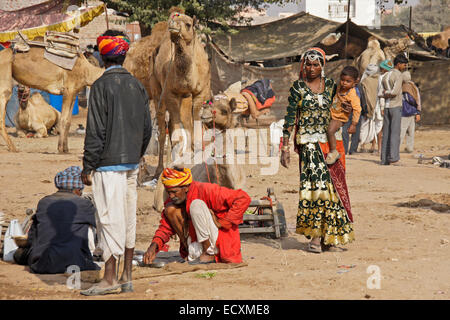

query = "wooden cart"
(239, 187), (287, 239)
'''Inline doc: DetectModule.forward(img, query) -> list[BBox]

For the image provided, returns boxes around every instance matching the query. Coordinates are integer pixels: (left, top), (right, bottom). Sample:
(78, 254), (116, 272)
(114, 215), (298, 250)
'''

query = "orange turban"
(161, 168), (193, 188)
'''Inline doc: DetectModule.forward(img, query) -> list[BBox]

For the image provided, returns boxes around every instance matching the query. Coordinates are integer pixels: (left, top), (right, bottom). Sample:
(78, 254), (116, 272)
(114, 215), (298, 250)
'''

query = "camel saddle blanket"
(12, 31), (79, 70)
(44, 50), (77, 70)
(44, 31), (79, 58)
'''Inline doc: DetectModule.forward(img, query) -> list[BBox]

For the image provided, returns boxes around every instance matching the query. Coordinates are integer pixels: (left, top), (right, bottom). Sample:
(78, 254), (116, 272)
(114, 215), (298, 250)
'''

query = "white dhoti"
(359, 108), (383, 146)
(92, 168), (138, 262)
(187, 199), (219, 261)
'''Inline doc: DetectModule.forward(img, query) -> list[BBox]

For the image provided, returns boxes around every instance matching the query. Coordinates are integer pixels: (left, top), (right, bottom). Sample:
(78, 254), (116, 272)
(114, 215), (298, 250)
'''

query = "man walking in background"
(380, 53), (408, 165)
(80, 30), (152, 296)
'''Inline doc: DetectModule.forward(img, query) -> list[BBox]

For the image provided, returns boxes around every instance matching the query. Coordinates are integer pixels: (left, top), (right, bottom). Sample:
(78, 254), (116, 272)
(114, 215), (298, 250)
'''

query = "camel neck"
(173, 39), (193, 75)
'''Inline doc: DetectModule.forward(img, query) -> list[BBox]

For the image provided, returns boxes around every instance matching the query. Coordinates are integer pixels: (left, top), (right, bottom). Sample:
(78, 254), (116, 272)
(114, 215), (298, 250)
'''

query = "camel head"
(200, 95), (237, 130)
(168, 12), (196, 45)
(386, 37), (415, 51)
(17, 85), (30, 109)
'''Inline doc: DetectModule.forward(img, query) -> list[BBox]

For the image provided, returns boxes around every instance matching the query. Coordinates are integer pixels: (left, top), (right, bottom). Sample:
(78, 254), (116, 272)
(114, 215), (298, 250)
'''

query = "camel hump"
(367, 37), (380, 49)
(152, 21), (169, 36)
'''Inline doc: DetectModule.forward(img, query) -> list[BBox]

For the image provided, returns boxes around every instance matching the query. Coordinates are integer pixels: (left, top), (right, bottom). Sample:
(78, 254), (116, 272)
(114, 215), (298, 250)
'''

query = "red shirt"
(152, 181), (251, 263)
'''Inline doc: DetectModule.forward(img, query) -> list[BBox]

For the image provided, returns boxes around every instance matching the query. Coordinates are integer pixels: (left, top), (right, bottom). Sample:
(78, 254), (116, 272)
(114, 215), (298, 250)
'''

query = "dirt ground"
(0, 108), (449, 300)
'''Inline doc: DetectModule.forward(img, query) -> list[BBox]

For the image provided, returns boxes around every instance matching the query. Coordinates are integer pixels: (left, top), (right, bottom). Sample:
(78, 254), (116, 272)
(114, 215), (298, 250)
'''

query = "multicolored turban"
(97, 35), (130, 56)
(54, 166), (84, 190)
(379, 59), (394, 71)
(299, 47), (327, 80)
(161, 168), (193, 188)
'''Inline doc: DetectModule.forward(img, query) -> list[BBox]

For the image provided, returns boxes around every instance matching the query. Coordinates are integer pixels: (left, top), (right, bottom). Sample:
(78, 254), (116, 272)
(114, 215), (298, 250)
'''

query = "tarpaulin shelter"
(210, 12), (340, 63)
(0, 0), (105, 43)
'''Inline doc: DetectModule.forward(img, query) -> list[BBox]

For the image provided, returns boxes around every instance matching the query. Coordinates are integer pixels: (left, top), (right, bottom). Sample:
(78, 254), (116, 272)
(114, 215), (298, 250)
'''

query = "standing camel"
(149, 10), (211, 179)
(0, 47), (104, 153)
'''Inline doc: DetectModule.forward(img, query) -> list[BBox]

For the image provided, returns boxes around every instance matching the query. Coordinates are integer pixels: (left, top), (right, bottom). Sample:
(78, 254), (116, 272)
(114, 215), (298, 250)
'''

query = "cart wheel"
(276, 202), (288, 237)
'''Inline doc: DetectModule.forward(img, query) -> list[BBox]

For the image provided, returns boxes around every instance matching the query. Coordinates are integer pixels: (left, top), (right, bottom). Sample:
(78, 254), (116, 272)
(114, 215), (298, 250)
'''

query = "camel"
(317, 33), (367, 59)
(354, 37), (386, 76)
(428, 26), (450, 51)
(153, 98), (246, 213)
(123, 10), (211, 180)
(0, 47), (104, 152)
(14, 86), (60, 138)
(383, 37), (415, 61)
(320, 32), (342, 46)
(123, 22), (168, 100)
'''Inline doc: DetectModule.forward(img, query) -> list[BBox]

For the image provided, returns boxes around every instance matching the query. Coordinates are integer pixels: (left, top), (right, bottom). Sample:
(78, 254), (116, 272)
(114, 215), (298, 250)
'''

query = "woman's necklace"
(305, 77), (324, 106)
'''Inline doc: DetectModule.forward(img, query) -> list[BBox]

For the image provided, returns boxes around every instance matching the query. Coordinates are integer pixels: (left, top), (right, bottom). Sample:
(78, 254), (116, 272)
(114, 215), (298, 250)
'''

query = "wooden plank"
(272, 208), (281, 238)
(239, 226), (275, 234)
(248, 200), (277, 207)
(243, 215), (274, 221)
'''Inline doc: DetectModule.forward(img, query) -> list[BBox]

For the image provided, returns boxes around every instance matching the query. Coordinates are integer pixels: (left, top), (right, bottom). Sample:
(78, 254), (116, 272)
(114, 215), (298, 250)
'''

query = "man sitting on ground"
(14, 166), (99, 274)
(143, 167), (251, 265)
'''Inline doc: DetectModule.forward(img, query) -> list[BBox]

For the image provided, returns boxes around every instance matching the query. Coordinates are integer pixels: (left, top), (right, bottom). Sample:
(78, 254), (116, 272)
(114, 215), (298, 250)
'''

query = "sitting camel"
(210, 80), (275, 126)
(354, 37), (386, 76)
(0, 46), (103, 152)
(14, 86), (60, 138)
(152, 97), (246, 212)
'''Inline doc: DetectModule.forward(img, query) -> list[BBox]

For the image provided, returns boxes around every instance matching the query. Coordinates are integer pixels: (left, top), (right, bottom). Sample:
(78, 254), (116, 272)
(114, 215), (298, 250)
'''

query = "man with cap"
(13, 166), (99, 274)
(81, 30), (151, 296)
(143, 167), (251, 265)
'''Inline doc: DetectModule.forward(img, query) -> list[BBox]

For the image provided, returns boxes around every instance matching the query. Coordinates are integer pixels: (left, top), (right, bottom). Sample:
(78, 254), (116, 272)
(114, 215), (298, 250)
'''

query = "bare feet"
(199, 253), (215, 263)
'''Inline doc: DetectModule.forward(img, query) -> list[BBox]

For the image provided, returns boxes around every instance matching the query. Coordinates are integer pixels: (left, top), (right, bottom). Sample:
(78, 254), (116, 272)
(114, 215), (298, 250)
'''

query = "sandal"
(80, 284), (122, 296)
(307, 242), (322, 253)
(120, 282), (134, 293)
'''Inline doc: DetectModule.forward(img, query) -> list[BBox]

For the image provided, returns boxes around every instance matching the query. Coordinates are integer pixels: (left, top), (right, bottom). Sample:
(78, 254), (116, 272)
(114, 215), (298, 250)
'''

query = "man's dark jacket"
(27, 191), (99, 274)
(83, 67), (151, 174)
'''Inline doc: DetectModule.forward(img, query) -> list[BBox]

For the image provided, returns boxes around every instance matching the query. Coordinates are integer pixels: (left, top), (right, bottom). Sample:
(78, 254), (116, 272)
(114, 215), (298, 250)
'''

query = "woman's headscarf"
(299, 47), (326, 80)
(97, 35), (130, 56)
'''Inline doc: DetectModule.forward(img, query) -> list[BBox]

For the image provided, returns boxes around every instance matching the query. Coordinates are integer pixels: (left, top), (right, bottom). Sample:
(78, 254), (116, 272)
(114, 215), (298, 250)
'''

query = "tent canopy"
(211, 13), (442, 63)
(211, 12), (340, 62)
(0, 0), (104, 42)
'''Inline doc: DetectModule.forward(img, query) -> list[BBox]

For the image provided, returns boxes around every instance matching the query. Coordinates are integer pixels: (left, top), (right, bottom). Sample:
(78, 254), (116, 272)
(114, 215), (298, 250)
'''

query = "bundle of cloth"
(241, 79), (275, 112)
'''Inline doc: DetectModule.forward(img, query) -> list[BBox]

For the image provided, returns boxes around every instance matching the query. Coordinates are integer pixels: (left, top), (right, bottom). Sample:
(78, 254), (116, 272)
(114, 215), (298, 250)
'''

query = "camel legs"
(0, 50), (16, 152)
(0, 89), (16, 152)
(153, 100), (167, 180)
(191, 89), (211, 151)
(57, 93), (75, 153)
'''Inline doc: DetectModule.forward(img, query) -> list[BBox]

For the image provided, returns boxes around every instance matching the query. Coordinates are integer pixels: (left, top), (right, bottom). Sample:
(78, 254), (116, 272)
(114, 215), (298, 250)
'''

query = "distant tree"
(103, 0), (300, 36)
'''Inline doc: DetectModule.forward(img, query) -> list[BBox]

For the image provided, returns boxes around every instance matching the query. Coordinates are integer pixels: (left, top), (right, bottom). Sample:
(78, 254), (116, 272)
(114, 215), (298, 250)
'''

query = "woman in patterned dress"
(280, 47), (355, 253)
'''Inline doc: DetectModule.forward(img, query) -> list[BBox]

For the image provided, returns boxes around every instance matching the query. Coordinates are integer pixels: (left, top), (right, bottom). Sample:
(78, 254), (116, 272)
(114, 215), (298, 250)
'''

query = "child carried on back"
(326, 66), (362, 165)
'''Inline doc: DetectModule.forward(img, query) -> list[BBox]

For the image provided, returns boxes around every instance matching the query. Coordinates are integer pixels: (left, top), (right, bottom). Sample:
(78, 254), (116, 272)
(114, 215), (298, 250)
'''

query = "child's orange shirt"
(330, 87), (361, 124)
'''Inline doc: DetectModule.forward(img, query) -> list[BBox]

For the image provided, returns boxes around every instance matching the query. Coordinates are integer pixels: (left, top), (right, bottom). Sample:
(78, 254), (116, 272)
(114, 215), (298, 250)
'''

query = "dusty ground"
(0, 108), (449, 300)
